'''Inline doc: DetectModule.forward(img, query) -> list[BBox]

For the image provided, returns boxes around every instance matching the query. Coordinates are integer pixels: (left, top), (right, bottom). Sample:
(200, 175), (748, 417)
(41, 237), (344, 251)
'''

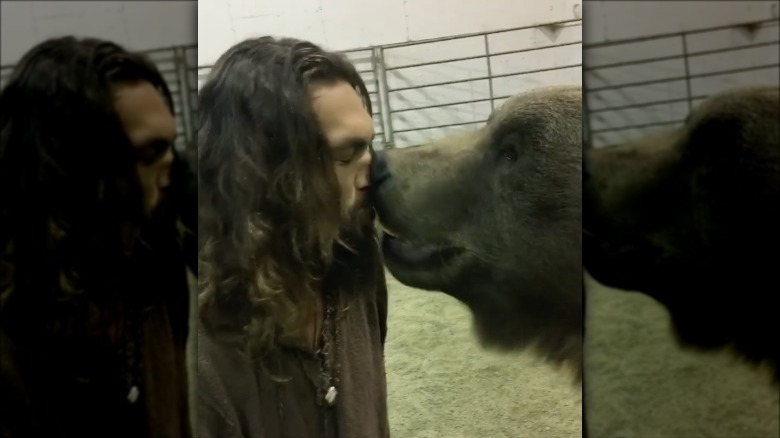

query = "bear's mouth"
(583, 229), (664, 293)
(378, 222), (462, 268)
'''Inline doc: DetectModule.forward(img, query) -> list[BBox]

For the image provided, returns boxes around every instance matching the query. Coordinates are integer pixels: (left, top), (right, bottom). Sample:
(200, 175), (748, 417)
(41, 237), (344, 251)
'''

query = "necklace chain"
(317, 287), (341, 407)
(118, 304), (143, 404)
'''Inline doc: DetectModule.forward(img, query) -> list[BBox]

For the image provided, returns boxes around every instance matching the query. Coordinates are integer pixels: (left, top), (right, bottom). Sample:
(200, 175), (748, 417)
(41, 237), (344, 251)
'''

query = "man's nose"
(370, 147), (391, 189)
(157, 149), (175, 188)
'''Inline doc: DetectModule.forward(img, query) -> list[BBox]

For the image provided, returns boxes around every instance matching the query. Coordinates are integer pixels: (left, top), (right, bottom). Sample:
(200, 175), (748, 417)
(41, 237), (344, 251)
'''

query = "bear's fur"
(372, 86), (583, 377)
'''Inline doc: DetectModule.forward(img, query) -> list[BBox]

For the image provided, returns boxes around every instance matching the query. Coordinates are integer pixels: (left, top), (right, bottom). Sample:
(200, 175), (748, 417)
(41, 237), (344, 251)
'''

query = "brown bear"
(583, 86), (780, 379)
(371, 86), (583, 377)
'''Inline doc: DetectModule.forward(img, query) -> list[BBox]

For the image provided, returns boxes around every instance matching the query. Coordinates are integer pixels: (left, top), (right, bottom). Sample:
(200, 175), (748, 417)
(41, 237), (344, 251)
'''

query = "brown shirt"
(197, 242), (389, 438)
(0, 231), (193, 438)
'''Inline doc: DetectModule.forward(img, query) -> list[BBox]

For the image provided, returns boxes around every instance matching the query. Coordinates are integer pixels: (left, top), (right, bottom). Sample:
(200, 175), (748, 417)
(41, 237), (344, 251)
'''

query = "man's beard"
(143, 188), (179, 238)
(340, 196), (376, 241)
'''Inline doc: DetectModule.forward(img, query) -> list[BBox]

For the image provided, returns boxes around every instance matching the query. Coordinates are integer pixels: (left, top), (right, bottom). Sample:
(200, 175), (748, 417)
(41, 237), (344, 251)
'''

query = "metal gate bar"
(196, 19), (583, 150)
(1, 43), (199, 158)
(583, 18), (780, 148)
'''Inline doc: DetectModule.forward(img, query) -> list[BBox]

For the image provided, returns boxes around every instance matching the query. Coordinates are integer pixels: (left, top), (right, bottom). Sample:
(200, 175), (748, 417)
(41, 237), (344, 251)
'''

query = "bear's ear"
(684, 112), (745, 158)
(485, 108), (497, 126)
(683, 111), (694, 126)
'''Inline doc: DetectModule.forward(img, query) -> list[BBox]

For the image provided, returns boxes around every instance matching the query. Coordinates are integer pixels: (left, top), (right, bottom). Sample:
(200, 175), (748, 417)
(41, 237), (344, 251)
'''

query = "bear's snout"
(370, 148), (391, 191)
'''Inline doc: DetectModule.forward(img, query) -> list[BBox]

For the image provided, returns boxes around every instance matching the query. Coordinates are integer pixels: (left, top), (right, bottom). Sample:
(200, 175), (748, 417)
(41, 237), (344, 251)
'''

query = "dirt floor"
(384, 272), (582, 438)
(585, 273), (780, 438)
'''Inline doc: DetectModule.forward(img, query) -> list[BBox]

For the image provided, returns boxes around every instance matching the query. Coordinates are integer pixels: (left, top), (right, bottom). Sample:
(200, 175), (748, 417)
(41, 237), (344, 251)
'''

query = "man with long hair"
(197, 37), (389, 437)
(0, 37), (196, 437)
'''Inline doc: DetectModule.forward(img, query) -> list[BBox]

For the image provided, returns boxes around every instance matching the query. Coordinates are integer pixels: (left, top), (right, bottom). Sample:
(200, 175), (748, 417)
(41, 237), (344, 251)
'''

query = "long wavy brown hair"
(198, 37), (375, 359)
(0, 36), (185, 340)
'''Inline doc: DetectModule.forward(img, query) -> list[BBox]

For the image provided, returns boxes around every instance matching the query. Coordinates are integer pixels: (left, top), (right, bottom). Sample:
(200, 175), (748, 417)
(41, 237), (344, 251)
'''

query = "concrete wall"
(197, 0), (582, 148)
(583, 1), (780, 147)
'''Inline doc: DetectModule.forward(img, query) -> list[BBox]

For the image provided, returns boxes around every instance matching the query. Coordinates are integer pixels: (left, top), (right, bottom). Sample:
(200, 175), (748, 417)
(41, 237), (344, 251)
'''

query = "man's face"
(311, 81), (375, 219)
(113, 81), (177, 216)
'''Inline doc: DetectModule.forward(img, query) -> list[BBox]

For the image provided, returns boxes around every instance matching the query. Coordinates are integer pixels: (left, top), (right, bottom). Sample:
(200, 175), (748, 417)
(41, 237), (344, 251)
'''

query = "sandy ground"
(585, 273), (780, 438)
(384, 272), (582, 438)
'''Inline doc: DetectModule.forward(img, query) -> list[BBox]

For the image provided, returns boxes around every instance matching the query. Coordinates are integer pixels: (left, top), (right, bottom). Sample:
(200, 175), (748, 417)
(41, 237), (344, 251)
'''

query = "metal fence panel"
(583, 19), (780, 148)
(382, 20), (582, 148)
(0, 44), (199, 158)
(196, 19), (582, 150)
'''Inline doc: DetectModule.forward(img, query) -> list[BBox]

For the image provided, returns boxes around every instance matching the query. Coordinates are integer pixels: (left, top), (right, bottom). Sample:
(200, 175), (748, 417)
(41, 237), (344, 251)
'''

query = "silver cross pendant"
(324, 386), (338, 406)
(127, 385), (140, 404)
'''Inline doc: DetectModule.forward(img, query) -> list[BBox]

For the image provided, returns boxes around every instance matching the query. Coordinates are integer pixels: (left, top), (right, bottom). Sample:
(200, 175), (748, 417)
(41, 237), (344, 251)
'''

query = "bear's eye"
(502, 147), (517, 162)
(497, 132), (520, 163)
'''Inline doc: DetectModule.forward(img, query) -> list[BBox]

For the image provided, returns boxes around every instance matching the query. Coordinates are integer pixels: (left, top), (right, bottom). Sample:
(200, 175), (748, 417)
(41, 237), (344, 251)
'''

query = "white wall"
(0, 1), (196, 65)
(198, 0), (582, 148)
(197, 0), (582, 66)
(583, 1), (780, 147)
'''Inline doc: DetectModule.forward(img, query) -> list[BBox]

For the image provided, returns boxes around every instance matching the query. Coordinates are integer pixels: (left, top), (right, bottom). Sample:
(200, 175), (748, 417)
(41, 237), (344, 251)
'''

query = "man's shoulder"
(197, 326), (249, 381)
(196, 327), (248, 435)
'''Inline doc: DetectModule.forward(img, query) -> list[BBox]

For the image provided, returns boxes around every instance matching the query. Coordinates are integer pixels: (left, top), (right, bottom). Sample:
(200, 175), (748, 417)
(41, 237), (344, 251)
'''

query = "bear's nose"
(370, 147), (391, 189)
